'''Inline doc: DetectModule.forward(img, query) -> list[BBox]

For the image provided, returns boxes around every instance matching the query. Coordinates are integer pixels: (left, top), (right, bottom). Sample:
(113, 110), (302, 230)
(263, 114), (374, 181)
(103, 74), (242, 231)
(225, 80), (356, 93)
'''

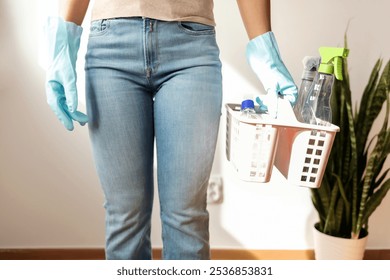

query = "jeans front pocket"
(89, 19), (110, 37)
(177, 21), (215, 36)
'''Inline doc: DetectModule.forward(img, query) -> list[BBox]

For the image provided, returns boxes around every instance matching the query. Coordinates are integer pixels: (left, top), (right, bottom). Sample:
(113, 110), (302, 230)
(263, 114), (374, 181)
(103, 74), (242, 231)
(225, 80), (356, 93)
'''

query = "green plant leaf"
(361, 179), (390, 226)
(345, 99), (359, 233)
(334, 173), (351, 236)
(333, 173), (350, 208)
(324, 183), (339, 235)
(369, 95), (390, 193)
(313, 174), (333, 229)
(356, 59), (383, 156)
(372, 168), (390, 194)
(340, 85), (353, 181)
(311, 190), (326, 230)
(334, 198), (345, 234)
(355, 127), (389, 235)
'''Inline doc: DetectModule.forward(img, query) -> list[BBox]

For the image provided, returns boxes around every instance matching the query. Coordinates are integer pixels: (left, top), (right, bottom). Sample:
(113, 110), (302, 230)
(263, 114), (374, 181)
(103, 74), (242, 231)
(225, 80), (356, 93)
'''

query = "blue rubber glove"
(44, 17), (88, 131)
(246, 31), (298, 118)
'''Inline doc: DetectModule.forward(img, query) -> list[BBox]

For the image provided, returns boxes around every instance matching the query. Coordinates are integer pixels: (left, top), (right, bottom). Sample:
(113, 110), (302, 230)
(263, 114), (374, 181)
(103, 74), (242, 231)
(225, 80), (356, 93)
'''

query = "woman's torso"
(91, 0), (215, 26)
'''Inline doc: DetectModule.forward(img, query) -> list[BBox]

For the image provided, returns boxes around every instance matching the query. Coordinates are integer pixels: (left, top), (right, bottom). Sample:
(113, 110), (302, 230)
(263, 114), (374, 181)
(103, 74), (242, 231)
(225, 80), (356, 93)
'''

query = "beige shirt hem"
(91, 12), (215, 26)
(91, 0), (215, 26)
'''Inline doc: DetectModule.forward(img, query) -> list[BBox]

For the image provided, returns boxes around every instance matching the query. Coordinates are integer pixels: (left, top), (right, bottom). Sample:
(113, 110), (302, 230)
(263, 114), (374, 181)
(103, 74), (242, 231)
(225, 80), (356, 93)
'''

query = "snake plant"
(311, 40), (390, 239)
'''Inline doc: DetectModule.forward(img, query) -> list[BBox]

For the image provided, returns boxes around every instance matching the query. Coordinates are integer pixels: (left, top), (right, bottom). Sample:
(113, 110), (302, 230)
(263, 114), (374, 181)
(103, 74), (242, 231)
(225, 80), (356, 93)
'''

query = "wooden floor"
(0, 248), (389, 260)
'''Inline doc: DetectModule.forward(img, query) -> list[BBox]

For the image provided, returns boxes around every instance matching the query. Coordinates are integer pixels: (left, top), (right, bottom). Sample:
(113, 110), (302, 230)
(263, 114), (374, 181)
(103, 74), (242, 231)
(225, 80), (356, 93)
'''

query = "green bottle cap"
(318, 47), (349, 80)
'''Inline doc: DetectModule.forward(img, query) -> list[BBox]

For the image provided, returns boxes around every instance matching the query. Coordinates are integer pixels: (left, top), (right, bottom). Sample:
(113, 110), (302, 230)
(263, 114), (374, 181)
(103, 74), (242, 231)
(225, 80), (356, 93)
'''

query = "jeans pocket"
(177, 21), (215, 36)
(89, 19), (110, 37)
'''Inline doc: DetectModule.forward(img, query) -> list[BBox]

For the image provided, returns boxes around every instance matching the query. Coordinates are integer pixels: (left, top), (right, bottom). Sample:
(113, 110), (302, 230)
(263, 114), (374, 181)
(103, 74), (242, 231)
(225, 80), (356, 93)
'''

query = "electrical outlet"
(207, 176), (223, 204)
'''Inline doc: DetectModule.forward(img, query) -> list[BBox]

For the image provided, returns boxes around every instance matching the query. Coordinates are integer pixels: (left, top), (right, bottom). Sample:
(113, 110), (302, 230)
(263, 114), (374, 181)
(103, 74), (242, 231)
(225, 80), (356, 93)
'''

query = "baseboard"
(0, 248), (389, 260)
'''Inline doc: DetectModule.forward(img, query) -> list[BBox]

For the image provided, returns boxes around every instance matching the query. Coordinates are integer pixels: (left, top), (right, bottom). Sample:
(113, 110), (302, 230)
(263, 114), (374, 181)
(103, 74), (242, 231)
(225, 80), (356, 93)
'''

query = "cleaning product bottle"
(293, 56), (321, 122)
(240, 99), (260, 119)
(300, 47), (349, 126)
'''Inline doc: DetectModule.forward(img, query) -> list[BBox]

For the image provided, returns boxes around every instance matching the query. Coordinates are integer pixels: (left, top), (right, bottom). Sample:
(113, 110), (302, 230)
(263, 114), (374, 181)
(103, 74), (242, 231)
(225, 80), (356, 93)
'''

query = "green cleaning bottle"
(300, 47), (349, 126)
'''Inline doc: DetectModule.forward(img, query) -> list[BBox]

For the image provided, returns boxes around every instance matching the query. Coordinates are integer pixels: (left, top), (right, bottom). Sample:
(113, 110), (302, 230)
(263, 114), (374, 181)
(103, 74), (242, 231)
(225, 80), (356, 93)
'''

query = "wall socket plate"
(207, 176), (223, 204)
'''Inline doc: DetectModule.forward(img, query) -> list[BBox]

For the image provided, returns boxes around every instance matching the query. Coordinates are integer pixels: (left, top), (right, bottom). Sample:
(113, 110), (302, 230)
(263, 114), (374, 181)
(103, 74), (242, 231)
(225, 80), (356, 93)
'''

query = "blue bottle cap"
(241, 99), (255, 110)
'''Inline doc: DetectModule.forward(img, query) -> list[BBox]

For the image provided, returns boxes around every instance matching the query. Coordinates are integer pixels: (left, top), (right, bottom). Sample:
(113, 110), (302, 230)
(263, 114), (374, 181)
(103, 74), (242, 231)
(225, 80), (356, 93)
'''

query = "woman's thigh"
(85, 18), (155, 211)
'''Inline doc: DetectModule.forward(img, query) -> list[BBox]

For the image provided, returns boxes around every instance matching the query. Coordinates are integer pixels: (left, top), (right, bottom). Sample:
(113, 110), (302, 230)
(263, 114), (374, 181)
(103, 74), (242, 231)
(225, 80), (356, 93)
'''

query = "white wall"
(0, 0), (389, 250)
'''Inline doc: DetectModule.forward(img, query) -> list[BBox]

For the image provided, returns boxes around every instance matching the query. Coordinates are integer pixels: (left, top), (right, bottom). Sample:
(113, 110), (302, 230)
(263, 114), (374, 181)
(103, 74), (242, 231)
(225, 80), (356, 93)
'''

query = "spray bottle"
(300, 47), (349, 126)
(294, 56), (321, 122)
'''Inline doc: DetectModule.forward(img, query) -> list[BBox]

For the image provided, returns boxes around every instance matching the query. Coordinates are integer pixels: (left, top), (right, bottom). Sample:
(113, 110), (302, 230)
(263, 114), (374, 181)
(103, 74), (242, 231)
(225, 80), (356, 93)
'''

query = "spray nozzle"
(303, 56), (321, 71)
(318, 47), (349, 80)
(301, 56), (321, 80)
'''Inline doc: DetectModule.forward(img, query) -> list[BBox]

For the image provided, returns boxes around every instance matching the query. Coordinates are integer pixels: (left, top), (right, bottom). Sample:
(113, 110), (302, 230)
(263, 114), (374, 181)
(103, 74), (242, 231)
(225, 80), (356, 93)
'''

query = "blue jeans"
(85, 18), (222, 260)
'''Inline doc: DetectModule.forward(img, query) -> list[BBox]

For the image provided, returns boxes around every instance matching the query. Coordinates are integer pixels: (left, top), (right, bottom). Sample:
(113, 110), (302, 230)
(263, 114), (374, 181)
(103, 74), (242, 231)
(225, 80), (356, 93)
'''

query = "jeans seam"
(134, 220), (151, 258)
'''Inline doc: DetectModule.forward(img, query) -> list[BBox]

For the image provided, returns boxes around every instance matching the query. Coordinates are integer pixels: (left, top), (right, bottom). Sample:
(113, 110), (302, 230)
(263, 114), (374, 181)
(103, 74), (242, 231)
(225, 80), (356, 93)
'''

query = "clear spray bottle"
(300, 47), (349, 126)
(294, 56), (320, 122)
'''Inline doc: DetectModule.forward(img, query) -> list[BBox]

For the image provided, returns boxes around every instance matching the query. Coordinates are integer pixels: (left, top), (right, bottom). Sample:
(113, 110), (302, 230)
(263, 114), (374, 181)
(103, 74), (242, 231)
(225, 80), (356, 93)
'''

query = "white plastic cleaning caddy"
(225, 98), (339, 188)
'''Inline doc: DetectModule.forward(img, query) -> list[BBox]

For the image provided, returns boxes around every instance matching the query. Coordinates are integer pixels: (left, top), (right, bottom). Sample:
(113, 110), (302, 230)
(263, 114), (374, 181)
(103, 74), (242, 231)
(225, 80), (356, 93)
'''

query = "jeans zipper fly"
(144, 19), (155, 79)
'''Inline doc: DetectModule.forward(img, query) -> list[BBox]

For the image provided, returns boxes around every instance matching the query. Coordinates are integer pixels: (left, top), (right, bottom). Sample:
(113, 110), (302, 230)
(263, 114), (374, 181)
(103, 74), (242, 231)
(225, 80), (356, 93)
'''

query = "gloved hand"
(43, 17), (88, 131)
(246, 31), (298, 118)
